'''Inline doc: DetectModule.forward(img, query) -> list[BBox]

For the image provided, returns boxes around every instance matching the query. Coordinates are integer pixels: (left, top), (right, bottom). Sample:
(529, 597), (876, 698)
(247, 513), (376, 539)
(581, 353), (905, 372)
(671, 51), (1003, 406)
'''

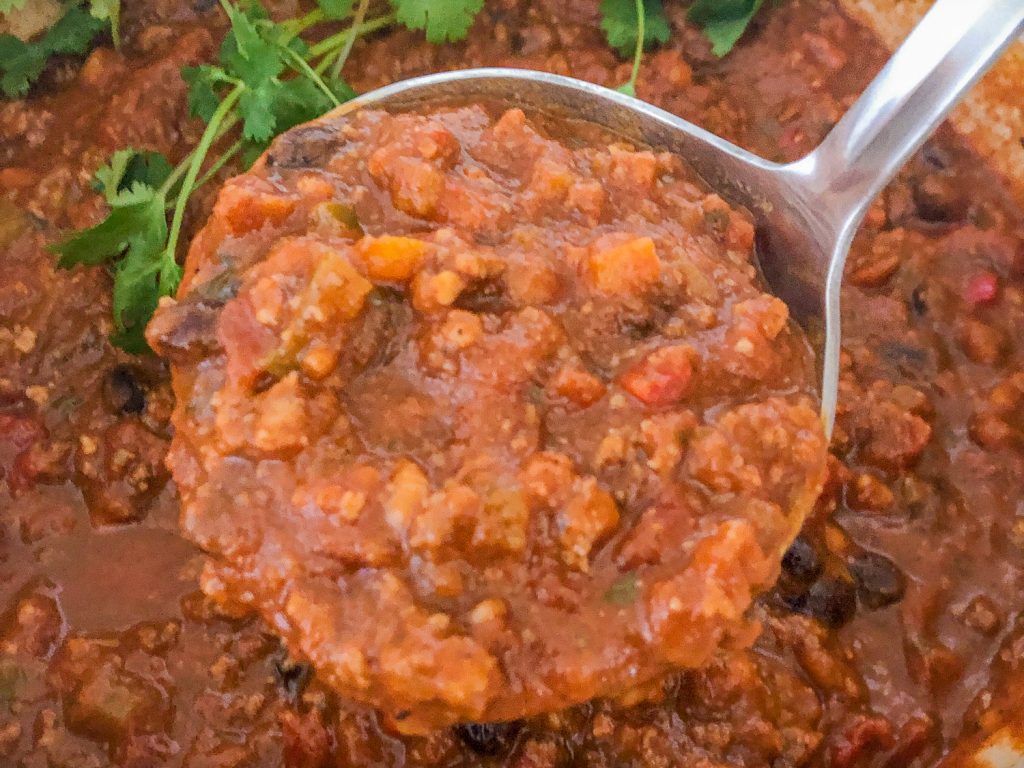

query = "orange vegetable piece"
(357, 235), (428, 281)
(620, 346), (694, 405)
(587, 236), (661, 295)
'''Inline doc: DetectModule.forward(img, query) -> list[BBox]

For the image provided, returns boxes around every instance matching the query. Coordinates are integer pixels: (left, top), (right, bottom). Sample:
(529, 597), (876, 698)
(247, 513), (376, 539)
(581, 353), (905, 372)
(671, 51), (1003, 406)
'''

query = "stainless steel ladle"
(335, 0), (1024, 436)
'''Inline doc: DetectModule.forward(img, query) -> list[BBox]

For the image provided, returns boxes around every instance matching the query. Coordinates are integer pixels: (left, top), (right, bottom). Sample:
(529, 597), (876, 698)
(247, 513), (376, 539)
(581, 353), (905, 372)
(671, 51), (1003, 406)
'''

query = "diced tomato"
(619, 346), (694, 405)
(0, 412), (45, 451)
(964, 270), (999, 305)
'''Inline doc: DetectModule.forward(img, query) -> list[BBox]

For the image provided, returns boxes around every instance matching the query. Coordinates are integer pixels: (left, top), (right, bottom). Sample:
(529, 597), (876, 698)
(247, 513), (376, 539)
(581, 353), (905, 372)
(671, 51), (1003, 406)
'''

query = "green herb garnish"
(87, 0), (120, 48)
(687, 0), (769, 57)
(0, 5), (107, 98)
(53, 149), (174, 352)
(391, 0), (484, 43)
(600, 0), (670, 97)
(51, 0), (424, 352)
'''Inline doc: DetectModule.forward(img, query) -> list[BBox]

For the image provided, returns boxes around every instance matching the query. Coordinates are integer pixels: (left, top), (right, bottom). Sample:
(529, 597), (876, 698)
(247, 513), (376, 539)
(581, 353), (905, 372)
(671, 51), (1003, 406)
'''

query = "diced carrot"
(357, 235), (428, 281)
(587, 236), (661, 295)
(219, 182), (297, 235)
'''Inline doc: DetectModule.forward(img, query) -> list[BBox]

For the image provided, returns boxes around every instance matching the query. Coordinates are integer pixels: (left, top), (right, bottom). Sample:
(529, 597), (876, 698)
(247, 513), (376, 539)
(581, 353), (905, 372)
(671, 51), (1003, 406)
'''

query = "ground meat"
(3, 0), (1024, 764)
(149, 104), (827, 731)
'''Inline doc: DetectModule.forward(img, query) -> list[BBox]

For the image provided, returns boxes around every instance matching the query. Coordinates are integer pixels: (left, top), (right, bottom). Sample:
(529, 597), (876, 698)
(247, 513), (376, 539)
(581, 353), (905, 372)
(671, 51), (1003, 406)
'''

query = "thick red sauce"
(1, 0), (1022, 765)
(149, 102), (826, 731)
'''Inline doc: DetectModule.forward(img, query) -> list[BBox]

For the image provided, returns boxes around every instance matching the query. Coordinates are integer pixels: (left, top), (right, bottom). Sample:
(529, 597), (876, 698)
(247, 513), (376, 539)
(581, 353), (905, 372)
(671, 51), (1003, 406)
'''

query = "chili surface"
(1, 0), (1022, 766)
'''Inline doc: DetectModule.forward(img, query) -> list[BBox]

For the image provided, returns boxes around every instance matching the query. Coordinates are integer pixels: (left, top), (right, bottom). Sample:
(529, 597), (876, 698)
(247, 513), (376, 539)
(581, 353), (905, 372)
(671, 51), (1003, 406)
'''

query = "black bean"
(910, 285), (928, 316)
(273, 657), (312, 700)
(104, 365), (147, 414)
(619, 315), (659, 340)
(791, 577), (858, 629)
(850, 551), (906, 610)
(455, 721), (522, 756)
(781, 535), (823, 583)
(920, 142), (949, 171)
(453, 277), (512, 314)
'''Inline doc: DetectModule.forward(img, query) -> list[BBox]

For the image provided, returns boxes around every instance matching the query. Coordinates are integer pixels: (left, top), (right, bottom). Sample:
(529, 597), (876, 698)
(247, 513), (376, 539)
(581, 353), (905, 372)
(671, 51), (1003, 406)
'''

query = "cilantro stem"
(310, 13), (396, 62)
(159, 114), (240, 198)
(330, 0), (370, 80)
(193, 138), (244, 191)
(159, 157), (191, 198)
(108, 4), (122, 50)
(277, 42), (341, 107)
(280, 8), (326, 36)
(618, 0), (646, 96)
(162, 85), (242, 286)
(163, 136), (244, 211)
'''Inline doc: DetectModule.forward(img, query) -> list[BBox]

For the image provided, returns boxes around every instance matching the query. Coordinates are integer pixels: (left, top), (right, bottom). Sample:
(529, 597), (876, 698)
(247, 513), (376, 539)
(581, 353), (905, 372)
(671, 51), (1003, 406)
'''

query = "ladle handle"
(802, 0), (1024, 224)
(786, 0), (1024, 439)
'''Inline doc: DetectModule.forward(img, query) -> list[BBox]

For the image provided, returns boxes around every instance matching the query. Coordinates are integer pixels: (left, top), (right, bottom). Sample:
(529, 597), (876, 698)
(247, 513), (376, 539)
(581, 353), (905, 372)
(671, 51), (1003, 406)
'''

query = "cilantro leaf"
(687, 0), (765, 57)
(182, 64), (230, 122)
(237, 80), (282, 142)
(0, 36), (41, 98)
(43, 5), (106, 54)
(52, 184), (176, 352)
(52, 185), (165, 268)
(94, 148), (172, 204)
(600, 0), (670, 58)
(187, 1), (349, 142)
(316, 0), (354, 19)
(270, 74), (350, 131)
(239, 74), (354, 166)
(391, 0), (484, 44)
(240, 140), (266, 170)
(219, 2), (283, 84)
(50, 0), (379, 354)
(110, 225), (173, 352)
(0, 5), (106, 99)
(207, 2), (291, 141)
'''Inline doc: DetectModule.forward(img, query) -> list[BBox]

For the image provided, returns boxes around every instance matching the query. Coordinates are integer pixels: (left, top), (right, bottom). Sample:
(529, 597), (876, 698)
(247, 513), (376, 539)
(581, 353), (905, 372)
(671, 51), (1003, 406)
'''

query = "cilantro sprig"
(600, 0), (670, 96)
(0, 5), (107, 99)
(55, 151), (174, 352)
(393, 0), (483, 43)
(687, 0), (770, 57)
(52, 0), (488, 353)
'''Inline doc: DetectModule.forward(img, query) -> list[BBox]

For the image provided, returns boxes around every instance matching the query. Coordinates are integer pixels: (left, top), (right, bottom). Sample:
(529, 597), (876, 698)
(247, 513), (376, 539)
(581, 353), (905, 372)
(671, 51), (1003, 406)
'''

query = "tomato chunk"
(620, 346), (694, 405)
(964, 270), (999, 305)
